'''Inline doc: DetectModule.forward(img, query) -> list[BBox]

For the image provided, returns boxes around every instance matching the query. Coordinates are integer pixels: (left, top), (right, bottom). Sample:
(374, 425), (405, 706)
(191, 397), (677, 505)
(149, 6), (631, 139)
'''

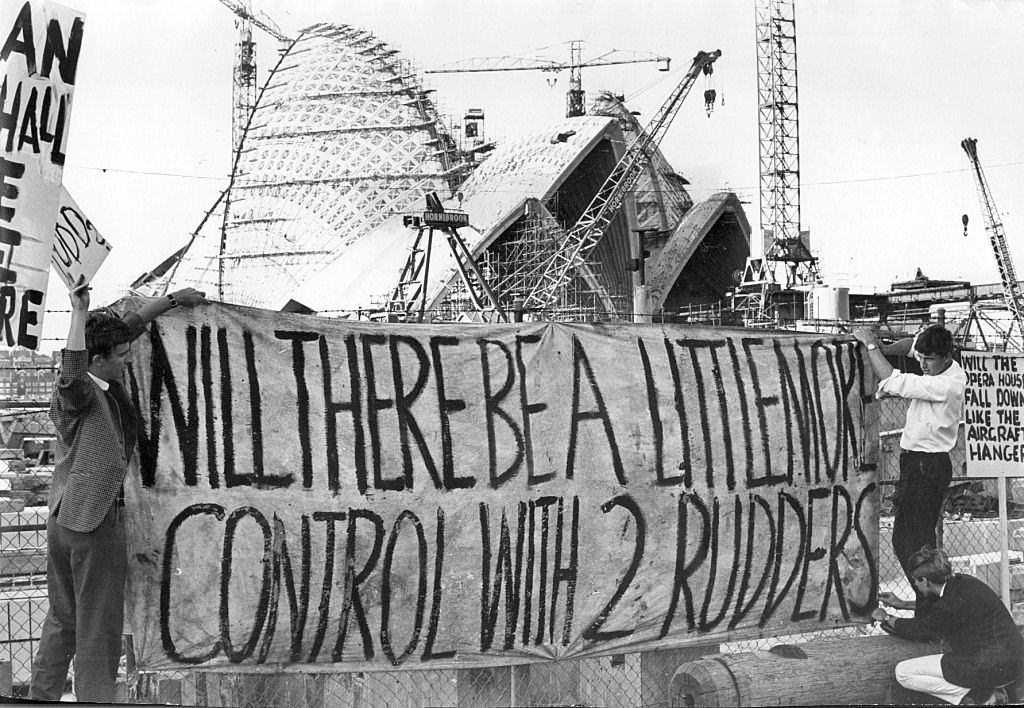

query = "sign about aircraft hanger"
(962, 351), (1024, 477)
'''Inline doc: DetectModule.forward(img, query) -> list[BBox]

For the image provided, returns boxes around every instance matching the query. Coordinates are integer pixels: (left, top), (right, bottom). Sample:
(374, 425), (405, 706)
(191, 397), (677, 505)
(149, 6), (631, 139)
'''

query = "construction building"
(128, 14), (1024, 353)
(131, 23), (751, 323)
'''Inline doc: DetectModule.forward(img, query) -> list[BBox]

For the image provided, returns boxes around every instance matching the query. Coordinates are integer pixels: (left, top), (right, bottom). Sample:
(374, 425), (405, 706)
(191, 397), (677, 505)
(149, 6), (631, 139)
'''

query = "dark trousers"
(29, 502), (126, 702)
(895, 450), (952, 616)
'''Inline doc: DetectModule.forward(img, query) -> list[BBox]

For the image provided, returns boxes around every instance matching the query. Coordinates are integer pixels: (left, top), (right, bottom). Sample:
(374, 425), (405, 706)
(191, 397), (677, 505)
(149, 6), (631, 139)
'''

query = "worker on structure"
(853, 324), (966, 615)
(873, 547), (1023, 705)
(29, 277), (208, 702)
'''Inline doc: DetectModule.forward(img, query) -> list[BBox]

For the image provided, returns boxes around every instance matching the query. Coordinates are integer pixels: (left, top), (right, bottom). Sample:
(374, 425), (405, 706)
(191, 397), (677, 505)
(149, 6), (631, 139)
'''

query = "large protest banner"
(122, 303), (879, 670)
(0, 0), (84, 349)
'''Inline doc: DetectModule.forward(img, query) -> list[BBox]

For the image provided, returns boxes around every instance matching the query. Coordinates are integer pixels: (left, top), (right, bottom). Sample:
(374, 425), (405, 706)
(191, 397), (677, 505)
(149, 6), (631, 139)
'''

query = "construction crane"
(426, 40), (671, 118)
(521, 49), (722, 315)
(756, 0), (817, 289)
(215, 0), (290, 155)
(961, 137), (1024, 350)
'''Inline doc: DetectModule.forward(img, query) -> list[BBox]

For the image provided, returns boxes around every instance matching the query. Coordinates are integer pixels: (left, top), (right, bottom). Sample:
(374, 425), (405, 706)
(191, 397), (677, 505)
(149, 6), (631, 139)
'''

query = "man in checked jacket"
(29, 277), (207, 702)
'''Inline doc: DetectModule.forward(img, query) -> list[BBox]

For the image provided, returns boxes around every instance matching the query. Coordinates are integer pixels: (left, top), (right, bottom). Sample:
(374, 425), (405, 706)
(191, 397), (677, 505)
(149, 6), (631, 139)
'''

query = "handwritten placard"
(962, 351), (1024, 477)
(50, 185), (111, 288)
(0, 0), (85, 349)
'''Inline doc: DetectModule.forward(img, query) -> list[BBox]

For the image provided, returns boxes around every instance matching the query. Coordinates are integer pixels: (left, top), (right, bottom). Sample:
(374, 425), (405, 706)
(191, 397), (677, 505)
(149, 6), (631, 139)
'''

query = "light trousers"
(896, 653), (971, 705)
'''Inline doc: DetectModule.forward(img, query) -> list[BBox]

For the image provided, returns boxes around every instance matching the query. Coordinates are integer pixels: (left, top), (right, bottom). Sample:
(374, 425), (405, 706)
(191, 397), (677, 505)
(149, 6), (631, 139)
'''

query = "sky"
(28, 0), (1024, 348)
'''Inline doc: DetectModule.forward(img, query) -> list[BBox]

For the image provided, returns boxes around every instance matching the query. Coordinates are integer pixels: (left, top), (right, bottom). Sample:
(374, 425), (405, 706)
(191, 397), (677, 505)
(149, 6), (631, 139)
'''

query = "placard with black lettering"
(962, 351), (1024, 477)
(0, 0), (85, 349)
(49, 185), (111, 288)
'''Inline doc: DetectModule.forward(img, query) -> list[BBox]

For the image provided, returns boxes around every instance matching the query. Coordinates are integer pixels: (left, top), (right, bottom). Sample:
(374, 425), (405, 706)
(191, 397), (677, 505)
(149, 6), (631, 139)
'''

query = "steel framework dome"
(137, 23), (460, 309)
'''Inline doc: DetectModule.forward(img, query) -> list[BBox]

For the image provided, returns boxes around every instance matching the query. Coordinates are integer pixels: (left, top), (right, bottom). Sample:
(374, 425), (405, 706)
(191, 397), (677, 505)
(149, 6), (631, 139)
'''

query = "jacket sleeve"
(53, 349), (97, 415)
(890, 595), (957, 642)
(122, 311), (148, 341)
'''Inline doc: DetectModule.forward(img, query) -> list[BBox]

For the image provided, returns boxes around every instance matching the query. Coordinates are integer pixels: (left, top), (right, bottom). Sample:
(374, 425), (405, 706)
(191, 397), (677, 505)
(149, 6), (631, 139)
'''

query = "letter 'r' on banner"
(0, 0), (86, 350)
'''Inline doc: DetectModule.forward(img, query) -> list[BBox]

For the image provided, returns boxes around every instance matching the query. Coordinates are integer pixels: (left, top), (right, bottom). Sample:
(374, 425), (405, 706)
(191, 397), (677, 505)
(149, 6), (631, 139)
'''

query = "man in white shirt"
(853, 324), (967, 615)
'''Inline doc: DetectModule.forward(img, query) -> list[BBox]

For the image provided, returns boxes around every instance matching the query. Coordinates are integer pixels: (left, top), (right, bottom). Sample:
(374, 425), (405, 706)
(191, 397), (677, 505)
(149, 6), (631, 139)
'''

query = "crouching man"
(874, 547), (1024, 705)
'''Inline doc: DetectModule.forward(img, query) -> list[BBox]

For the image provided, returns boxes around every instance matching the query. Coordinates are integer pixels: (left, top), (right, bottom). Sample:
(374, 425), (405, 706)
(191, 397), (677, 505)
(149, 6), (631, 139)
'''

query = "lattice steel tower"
(756, 0), (817, 287)
(217, 0), (289, 155)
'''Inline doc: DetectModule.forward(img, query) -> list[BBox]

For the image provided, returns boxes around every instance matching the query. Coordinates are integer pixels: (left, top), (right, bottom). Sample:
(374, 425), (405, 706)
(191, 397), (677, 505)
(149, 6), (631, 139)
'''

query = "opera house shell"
(134, 23), (751, 321)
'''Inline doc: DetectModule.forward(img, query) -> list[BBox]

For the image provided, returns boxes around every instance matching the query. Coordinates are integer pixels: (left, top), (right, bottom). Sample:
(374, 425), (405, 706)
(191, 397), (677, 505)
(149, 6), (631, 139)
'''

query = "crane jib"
(524, 49), (722, 311)
(962, 136), (1024, 345)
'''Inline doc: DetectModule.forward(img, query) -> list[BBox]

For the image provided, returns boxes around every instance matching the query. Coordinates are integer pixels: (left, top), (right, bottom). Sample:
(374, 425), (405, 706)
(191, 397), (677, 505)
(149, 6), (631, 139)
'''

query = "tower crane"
(215, 0), (290, 155)
(426, 40), (671, 118)
(756, 0), (817, 288)
(520, 49), (722, 315)
(961, 137), (1024, 350)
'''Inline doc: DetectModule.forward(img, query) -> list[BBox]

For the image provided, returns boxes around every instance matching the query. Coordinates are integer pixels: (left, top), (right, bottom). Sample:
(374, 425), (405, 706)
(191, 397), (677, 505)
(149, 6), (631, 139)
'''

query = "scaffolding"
(436, 196), (619, 322)
(136, 23), (472, 308)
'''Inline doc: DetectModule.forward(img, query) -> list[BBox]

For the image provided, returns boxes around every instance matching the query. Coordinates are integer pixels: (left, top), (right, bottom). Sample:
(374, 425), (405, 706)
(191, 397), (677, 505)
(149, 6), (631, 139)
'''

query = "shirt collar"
(88, 372), (110, 391)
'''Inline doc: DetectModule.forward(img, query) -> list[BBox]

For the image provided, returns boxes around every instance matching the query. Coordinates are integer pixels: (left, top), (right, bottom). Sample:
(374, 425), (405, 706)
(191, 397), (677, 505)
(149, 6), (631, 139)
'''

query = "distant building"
(0, 349), (57, 403)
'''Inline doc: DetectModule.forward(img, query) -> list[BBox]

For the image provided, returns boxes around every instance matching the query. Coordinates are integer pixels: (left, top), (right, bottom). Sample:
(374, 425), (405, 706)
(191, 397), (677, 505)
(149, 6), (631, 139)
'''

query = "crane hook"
(704, 88), (717, 117)
(962, 213), (969, 237)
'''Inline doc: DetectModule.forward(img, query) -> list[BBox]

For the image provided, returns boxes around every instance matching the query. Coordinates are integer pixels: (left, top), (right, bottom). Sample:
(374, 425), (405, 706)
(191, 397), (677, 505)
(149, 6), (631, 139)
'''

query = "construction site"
(109, 2), (1023, 351)
(2, 0), (1024, 706)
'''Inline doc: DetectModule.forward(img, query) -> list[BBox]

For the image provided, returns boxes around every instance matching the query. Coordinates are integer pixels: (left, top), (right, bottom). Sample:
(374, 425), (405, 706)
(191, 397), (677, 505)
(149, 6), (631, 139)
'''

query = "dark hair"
(914, 324), (954, 357)
(85, 311), (134, 362)
(907, 546), (954, 585)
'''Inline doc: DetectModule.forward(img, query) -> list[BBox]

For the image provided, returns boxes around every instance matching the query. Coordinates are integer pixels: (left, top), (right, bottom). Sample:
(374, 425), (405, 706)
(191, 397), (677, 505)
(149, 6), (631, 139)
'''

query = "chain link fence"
(3, 360), (1022, 705)
(1, 400), (56, 696)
